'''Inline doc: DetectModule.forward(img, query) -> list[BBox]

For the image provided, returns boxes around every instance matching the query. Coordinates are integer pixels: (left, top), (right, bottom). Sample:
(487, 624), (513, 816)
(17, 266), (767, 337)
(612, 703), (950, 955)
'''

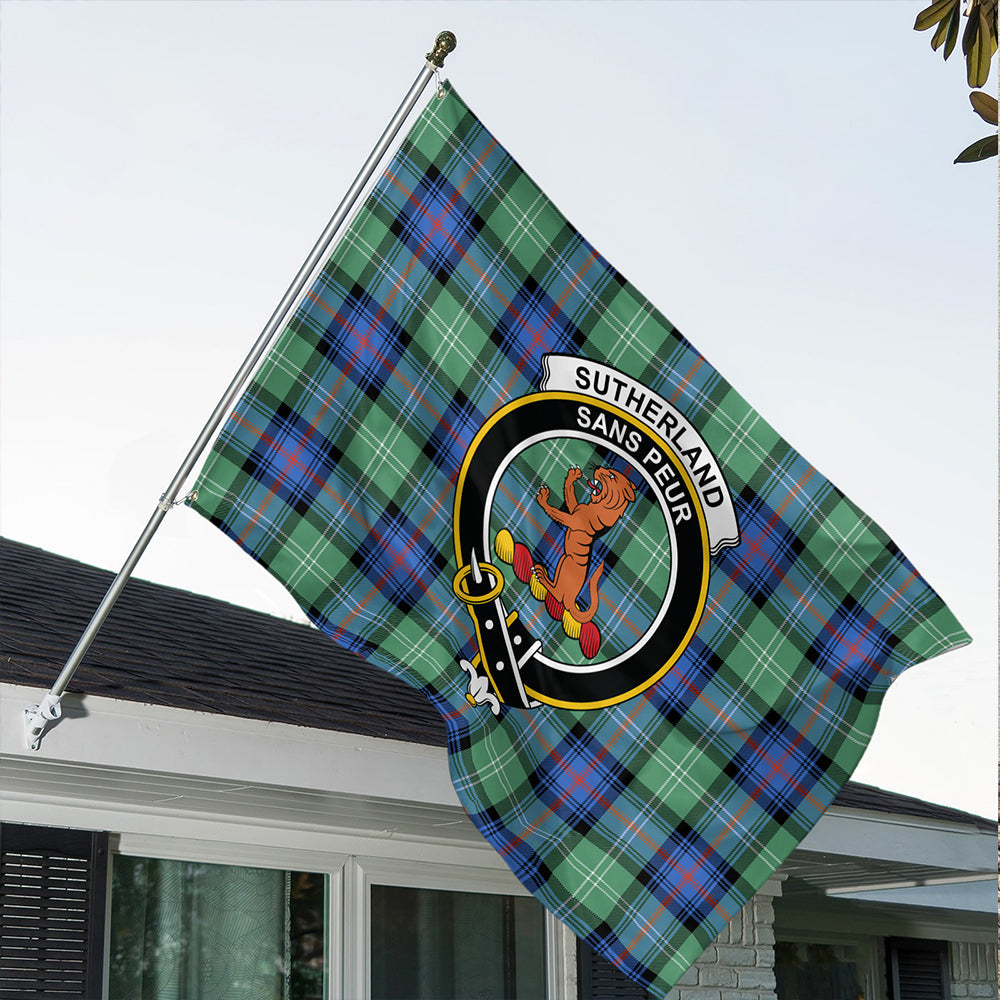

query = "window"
(109, 856), (327, 1000)
(2, 826), (562, 1000)
(370, 884), (546, 1000)
(775, 941), (867, 1000)
(347, 856), (552, 1000)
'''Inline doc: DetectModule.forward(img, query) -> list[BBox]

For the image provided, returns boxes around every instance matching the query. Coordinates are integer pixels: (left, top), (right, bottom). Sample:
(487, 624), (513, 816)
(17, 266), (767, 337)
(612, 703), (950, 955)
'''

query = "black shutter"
(0, 823), (109, 999)
(886, 938), (950, 1000)
(577, 939), (653, 999)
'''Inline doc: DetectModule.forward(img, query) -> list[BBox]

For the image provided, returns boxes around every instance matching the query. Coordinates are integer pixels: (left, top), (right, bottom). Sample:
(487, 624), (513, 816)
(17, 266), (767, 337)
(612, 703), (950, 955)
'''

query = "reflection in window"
(370, 884), (546, 1000)
(775, 941), (864, 1000)
(109, 856), (325, 1000)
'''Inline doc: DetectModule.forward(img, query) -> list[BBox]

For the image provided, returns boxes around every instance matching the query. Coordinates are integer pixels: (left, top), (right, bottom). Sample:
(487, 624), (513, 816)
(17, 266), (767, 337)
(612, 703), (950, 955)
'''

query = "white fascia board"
(4, 683), (994, 878)
(1, 682), (457, 807)
(832, 878), (998, 914)
(798, 808), (995, 873)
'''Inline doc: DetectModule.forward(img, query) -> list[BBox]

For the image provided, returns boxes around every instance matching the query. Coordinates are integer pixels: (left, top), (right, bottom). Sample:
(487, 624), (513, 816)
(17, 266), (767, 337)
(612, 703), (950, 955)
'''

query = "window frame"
(110, 834), (344, 1000)
(108, 834), (574, 1000)
(775, 929), (884, 1000)
(344, 855), (574, 1000)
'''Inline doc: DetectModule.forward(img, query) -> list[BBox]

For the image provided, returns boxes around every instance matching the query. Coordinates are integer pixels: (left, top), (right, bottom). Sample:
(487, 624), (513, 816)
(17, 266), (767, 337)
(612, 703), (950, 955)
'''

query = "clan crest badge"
(453, 354), (740, 713)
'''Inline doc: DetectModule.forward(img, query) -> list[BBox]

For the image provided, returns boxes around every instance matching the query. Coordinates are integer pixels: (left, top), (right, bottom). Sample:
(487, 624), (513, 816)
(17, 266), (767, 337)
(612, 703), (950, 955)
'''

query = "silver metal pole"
(24, 31), (458, 751)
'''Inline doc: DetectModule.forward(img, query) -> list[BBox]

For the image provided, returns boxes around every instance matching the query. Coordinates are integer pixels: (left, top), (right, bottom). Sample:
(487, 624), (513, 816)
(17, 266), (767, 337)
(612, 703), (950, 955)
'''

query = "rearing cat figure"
(533, 466), (636, 624)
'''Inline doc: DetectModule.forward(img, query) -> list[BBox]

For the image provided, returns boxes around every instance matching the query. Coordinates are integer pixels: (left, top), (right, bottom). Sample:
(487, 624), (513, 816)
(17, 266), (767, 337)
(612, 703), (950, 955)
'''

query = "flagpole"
(24, 30), (458, 751)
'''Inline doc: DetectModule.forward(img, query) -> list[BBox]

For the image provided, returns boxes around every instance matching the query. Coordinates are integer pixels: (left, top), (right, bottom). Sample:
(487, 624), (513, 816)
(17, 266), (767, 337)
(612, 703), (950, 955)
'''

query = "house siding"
(949, 941), (997, 1000)
(663, 883), (780, 1000)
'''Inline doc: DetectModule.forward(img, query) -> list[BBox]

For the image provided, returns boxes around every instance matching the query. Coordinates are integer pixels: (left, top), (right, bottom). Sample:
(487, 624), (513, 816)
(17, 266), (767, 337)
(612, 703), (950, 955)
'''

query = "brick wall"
(664, 879), (782, 1000)
(949, 941), (997, 1000)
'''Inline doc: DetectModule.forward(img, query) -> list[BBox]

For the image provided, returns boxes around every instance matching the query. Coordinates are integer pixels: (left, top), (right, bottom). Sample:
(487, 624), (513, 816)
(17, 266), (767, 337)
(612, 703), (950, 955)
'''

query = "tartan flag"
(190, 83), (969, 997)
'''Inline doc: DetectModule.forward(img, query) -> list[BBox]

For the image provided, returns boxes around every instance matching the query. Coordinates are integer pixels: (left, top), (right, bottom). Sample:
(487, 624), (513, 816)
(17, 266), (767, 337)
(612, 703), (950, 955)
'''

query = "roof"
(2, 537), (994, 832)
(1, 536), (445, 746)
(831, 780), (995, 832)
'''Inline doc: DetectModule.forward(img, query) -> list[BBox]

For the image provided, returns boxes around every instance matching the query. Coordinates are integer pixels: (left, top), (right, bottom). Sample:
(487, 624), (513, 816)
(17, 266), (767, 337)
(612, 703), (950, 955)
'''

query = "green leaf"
(954, 134), (999, 162)
(966, 7), (997, 86)
(962, 5), (979, 55)
(931, 5), (953, 49)
(943, 4), (962, 58)
(914, 0), (959, 31)
(971, 90), (999, 124)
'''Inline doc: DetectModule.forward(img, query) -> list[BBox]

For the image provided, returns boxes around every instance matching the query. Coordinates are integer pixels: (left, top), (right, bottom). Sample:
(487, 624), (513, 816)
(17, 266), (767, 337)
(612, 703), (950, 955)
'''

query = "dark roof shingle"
(1, 536), (446, 746)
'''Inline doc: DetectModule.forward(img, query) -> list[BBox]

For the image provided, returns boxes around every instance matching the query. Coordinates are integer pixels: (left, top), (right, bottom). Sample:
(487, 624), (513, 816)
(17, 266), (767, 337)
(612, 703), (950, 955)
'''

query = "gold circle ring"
(452, 562), (505, 605)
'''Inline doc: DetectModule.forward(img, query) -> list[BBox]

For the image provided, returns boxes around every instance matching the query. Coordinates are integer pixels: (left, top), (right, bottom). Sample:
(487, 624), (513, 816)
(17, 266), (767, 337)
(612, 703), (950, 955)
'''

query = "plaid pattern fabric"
(191, 84), (969, 997)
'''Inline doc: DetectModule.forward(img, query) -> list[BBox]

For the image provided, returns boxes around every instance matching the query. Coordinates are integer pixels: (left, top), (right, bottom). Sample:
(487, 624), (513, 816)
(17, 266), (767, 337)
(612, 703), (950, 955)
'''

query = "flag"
(190, 83), (969, 997)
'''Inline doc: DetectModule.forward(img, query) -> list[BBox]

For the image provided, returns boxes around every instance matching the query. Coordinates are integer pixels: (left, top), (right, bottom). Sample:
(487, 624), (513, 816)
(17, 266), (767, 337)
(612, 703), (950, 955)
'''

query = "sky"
(2, 1), (996, 818)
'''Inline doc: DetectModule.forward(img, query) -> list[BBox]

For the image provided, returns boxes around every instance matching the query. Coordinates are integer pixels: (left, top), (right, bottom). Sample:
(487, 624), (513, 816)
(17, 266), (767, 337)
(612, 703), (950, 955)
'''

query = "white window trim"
(105, 832), (346, 1000)
(100, 833), (573, 1000)
(344, 855), (575, 1000)
(116, 832), (349, 875)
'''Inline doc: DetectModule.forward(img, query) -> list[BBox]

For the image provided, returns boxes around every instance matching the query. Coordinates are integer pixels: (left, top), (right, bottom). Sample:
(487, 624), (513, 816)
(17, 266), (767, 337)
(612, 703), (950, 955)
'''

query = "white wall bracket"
(24, 692), (62, 751)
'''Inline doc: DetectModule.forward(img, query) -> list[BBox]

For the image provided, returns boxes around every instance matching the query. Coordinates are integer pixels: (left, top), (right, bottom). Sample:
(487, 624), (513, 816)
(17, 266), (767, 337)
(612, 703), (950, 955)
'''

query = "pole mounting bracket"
(24, 692), (63, 751)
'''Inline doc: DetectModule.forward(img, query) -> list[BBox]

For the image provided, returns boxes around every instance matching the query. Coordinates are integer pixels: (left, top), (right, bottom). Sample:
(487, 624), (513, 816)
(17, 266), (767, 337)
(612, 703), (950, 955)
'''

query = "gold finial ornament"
(427, 31), (457, 68)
